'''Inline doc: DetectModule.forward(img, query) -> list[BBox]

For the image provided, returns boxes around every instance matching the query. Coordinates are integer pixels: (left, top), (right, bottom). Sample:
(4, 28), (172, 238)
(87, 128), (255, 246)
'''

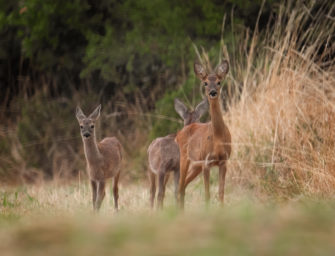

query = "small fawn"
(175, 60), (231, 209)
(76, 105), (122, 211)
(147, 98), (208, 209)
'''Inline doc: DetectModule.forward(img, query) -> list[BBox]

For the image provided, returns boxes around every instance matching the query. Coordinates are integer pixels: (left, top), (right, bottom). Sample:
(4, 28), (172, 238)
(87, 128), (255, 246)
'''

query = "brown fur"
(175, 60), (231, 209)
(76, 105), (122, 211)
(147, 99), (208, 209)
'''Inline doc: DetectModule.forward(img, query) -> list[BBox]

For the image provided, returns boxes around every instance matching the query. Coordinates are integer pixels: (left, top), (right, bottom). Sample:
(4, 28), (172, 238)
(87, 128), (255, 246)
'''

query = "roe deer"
(175, 60), (231, 209)
(147, 98), (208, 209)
(76, 105), (122, 211)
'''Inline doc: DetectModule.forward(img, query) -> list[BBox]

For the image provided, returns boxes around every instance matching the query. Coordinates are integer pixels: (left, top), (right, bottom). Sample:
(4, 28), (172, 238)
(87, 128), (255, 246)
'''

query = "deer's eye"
(217, 81), (221, 85)
(90, 125), (94, 129)
(204, 82), (208, 86)
(80, 125), (83, 129)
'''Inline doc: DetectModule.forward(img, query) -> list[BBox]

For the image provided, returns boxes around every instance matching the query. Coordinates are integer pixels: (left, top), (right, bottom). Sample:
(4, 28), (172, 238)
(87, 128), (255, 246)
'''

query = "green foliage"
(80, 0), (232, 92)
(149, 69), (203, 139)
(15, 92), (94, 177)
(15, 0), (90, 72)
(0, 0), (277, 96)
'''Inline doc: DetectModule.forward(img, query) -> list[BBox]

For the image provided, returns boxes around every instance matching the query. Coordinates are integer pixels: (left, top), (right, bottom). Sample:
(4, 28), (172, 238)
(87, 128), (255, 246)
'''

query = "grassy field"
(1, 180), (335, 256)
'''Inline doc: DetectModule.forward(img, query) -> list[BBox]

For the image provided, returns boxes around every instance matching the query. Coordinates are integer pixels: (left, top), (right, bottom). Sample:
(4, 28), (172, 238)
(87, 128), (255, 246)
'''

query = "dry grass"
(0, 173), (251, 218)
(216, 0), (335, 199)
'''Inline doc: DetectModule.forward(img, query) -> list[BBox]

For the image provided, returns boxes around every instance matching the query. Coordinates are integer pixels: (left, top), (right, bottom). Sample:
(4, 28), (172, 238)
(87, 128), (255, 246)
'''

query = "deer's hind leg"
(148, 170), (156, 208)
(164, 172), (170, 188)
(113, 171), (120, 211)
(178, 158), (190, 210)
(185, 164), (203, 186)
(173, 169), (180, 203)
(90, 180), (98, 210)
(157, 172), (166, 209)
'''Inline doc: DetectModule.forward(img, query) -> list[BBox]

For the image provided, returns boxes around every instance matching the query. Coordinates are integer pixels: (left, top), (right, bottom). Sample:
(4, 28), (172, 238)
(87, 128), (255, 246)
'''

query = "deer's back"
(96, 137), (122, 180)
(148, 134), (179, 174)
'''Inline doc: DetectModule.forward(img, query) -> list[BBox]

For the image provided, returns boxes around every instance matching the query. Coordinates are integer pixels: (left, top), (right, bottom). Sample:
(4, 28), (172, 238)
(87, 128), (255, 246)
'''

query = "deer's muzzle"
(83, 133), (91, 138)
(209, 90), (218, 98)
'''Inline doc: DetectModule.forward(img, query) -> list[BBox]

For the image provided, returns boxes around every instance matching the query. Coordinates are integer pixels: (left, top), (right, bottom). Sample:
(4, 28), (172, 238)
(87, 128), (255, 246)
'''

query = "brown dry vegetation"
(220, 1), (335, 199)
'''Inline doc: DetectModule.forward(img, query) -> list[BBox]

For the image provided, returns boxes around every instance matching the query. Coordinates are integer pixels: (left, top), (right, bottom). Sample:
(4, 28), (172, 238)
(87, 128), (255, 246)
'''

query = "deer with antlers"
(76, 105), (122, 211)
(147, 98), (208, 209)
(175, 60), (231, 209)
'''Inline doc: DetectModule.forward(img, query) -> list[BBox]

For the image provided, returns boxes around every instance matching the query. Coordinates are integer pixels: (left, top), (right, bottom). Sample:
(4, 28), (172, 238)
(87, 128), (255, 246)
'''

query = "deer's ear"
(195, 98), (208, 120)
(216, 60), (229, 79)
(76, 106), (86, 121)
(174, 98), (188, 120)
(194, 62), (207, 80)
(89, 104), (101, 121)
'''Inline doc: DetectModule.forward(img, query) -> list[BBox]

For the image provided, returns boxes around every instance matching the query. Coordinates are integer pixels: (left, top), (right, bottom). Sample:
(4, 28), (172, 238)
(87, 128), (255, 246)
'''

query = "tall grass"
(215, 0), (335, 199)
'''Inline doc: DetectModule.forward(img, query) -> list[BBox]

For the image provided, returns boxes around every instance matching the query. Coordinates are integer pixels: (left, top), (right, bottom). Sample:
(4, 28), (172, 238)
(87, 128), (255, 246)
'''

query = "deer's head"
(194, 60), (229, 100)
(174, 98), (208, 126)
(76, 105), (101, 139)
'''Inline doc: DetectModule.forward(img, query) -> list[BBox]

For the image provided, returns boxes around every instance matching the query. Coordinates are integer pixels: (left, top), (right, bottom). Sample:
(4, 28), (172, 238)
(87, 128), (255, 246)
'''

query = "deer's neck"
(83, 134), (101, 165)
(209, 98), (226, 139)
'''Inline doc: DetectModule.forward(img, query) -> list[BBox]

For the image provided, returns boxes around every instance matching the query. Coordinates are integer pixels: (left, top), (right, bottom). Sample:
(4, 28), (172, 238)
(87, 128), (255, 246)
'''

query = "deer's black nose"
(83, 133), (90, 138)
(209, 90), (217, 98)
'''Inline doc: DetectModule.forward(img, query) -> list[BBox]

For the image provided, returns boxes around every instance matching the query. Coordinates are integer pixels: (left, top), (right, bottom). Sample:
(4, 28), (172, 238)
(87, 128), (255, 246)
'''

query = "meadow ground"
(1, 177), (335, 256)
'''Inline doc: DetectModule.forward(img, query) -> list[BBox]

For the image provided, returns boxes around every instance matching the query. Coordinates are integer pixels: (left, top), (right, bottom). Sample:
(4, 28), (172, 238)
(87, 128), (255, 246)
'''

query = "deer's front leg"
(218, 162), (227, 205)
(203, 167), (210, 205)
(90, 180), (97, 210)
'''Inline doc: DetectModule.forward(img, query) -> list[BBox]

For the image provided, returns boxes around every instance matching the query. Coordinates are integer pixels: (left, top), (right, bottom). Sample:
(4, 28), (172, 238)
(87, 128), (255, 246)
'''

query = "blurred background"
(0, 0), (334, 200)
(0, 0), (272, 183)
